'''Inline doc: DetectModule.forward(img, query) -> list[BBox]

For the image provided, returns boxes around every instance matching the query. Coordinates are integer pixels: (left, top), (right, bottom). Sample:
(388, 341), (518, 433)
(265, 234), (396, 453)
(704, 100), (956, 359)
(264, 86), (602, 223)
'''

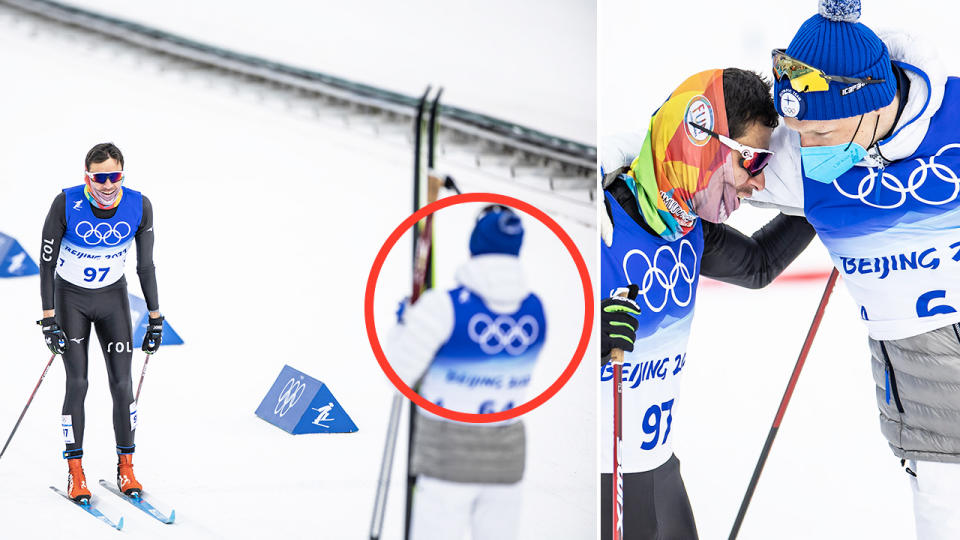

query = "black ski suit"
(40, 190), (158, 457)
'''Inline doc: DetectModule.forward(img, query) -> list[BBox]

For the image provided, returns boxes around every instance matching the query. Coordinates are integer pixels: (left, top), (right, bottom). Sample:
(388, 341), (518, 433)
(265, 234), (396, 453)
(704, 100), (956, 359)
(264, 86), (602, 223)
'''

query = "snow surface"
(0, 7), (595, 539)
(61, 0), (597, 145)
(680, 280), (916, 540)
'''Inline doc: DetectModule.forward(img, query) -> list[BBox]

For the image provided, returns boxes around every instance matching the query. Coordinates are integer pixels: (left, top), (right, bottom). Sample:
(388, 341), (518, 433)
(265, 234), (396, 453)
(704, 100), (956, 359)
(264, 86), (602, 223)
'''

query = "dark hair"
(723, 68), (779, 139)
(85, 142), (124, 170)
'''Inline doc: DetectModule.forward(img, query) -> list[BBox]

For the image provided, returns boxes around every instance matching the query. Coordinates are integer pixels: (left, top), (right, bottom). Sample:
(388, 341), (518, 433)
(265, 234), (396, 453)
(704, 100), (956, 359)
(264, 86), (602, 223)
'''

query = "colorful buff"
(83, 177), (123, 210)
(623, 69), (737, 241)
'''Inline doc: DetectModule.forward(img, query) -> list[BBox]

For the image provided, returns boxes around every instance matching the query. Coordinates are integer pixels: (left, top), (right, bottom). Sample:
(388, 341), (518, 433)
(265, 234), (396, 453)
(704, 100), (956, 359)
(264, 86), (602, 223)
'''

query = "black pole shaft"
(728, 427), (778, 540)
(424, 87), (442, 292)
(404, 86), (436, 540)
(426, 88), (443, 172)
(371, 91), (430, 536)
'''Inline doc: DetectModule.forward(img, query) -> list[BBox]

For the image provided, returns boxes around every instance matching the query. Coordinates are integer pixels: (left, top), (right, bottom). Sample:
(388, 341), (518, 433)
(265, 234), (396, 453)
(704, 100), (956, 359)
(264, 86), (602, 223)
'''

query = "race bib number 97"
(640, 399), (674, 450)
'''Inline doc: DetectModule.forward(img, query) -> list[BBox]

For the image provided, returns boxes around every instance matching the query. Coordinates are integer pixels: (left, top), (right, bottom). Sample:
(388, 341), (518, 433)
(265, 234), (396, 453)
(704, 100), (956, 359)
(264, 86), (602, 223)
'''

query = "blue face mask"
(800, 142), (867, 184)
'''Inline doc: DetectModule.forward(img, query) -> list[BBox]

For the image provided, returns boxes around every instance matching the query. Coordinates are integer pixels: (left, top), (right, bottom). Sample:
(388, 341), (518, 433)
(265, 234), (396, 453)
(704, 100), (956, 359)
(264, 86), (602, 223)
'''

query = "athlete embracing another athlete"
(599, 69), (816, 539)
(37, 142), (164, 502)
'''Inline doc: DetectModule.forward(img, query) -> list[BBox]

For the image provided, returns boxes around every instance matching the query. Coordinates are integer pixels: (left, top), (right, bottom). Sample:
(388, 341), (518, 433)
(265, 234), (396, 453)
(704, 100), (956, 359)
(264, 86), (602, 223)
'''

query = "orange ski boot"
(66, 458), (91, 503)
(116, 453), (143, 497)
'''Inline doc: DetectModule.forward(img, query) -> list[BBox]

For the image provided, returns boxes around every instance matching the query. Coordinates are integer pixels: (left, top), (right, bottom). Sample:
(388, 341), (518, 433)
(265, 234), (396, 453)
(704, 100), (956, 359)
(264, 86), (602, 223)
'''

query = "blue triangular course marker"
(128, 293), (183, 346)
(255, 364), (358, 434)
(0, 232), (39, 277)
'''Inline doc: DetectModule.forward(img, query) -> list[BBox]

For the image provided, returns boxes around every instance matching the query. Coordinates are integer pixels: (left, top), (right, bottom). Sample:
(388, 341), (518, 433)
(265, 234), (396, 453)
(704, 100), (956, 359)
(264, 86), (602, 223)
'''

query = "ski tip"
(168, 509), (176, 524)
(117, 517), (124, 531)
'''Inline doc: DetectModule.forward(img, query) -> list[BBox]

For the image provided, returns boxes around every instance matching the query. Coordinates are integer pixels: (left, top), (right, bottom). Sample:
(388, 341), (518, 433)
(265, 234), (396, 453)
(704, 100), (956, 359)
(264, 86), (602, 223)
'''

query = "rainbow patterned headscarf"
(623, 69), (737, 241)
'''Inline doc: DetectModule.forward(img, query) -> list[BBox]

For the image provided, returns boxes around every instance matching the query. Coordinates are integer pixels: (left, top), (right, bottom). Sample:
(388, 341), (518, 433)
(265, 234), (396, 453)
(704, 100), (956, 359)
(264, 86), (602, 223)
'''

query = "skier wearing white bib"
(386, 205), (545, 540)
(747, 1), (960, 536)
(38, 143), (163, 503)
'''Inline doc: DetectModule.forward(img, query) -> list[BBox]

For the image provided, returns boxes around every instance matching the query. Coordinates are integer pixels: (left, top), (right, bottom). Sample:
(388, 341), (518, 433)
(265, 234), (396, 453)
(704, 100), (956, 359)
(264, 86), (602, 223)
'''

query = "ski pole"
(728, 268), (839, 539)
(369, 392), (404, 540)
(610, 287), (632, 540)
(612, 344), (624, 540)
(409, 85), (432, 274)
(0, 354), (57, 461)
(370, 86), (437, 540)
(404, 88), (446, 540)
(135, 353), (150, 403)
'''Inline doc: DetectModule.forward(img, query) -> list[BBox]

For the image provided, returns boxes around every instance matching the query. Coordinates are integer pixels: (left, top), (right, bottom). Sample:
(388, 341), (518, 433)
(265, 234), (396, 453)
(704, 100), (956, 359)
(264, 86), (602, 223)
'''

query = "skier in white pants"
(386, 205), (546, 540)
(749, 1), (960, 537)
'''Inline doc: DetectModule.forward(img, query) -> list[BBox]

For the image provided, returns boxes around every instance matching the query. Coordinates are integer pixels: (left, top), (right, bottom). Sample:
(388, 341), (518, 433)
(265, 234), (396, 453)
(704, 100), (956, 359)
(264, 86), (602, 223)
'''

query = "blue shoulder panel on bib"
(62, 186), (143, 248)
(432, 286), (546, 365)
(804, 76), (960, 246)
(600, 193), (703, 340)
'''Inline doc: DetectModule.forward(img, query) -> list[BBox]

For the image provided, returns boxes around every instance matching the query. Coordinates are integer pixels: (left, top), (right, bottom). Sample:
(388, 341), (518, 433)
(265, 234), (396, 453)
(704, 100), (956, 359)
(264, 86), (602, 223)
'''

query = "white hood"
(387, 254), (531, 387)
(455, 254), (530, 313)
(871, 30), (947, 162)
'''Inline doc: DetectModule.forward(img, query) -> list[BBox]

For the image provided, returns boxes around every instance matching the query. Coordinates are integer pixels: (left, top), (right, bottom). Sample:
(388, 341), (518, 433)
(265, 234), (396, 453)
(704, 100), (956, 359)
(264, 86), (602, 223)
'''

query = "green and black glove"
(601, 285), (641, 365)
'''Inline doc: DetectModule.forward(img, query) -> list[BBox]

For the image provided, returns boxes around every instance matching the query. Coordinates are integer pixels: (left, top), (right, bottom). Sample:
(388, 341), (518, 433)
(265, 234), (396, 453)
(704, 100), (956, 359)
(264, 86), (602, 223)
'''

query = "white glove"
(600, 132), (646, 176)
(601, 199), (614, 247)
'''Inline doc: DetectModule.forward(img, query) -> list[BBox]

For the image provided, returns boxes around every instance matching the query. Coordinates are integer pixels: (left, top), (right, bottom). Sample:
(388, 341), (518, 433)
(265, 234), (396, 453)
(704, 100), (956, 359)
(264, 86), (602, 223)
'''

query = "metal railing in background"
(1, 0), (596, 198)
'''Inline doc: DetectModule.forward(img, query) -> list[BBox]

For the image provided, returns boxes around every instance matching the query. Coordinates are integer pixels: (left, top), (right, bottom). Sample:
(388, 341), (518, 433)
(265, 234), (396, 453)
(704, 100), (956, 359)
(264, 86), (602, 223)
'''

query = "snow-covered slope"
(0, 7), (596, 539)
(61, 0), (597, 145)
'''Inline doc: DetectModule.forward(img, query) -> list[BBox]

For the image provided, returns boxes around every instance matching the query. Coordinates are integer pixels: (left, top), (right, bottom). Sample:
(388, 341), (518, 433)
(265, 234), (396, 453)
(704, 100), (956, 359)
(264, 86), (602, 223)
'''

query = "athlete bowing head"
(599, 68), (815, 540)
(613, 68), (778, 241)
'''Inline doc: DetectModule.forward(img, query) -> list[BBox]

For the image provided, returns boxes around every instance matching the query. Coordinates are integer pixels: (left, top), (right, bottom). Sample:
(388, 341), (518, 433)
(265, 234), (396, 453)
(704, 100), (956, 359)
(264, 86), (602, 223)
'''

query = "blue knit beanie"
(469, 206), (524, 256)
(774, 0), (896, 121)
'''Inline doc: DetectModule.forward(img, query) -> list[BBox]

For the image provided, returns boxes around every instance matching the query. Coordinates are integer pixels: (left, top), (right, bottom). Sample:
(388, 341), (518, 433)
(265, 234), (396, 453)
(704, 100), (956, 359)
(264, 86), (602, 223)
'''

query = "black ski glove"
(601, 285), (641, 366)
(38, 317), (68, 355)
(142, 315), (163, 354)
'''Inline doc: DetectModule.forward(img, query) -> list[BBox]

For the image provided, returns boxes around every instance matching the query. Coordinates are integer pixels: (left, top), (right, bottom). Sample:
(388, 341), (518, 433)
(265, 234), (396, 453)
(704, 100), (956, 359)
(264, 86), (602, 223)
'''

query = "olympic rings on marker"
(833, 143), (960, 209)
(621, 239), (698, 313)
(467, 313), (540, 356)
(274, 378), (306, 417)
(74, 220), (132, 246)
